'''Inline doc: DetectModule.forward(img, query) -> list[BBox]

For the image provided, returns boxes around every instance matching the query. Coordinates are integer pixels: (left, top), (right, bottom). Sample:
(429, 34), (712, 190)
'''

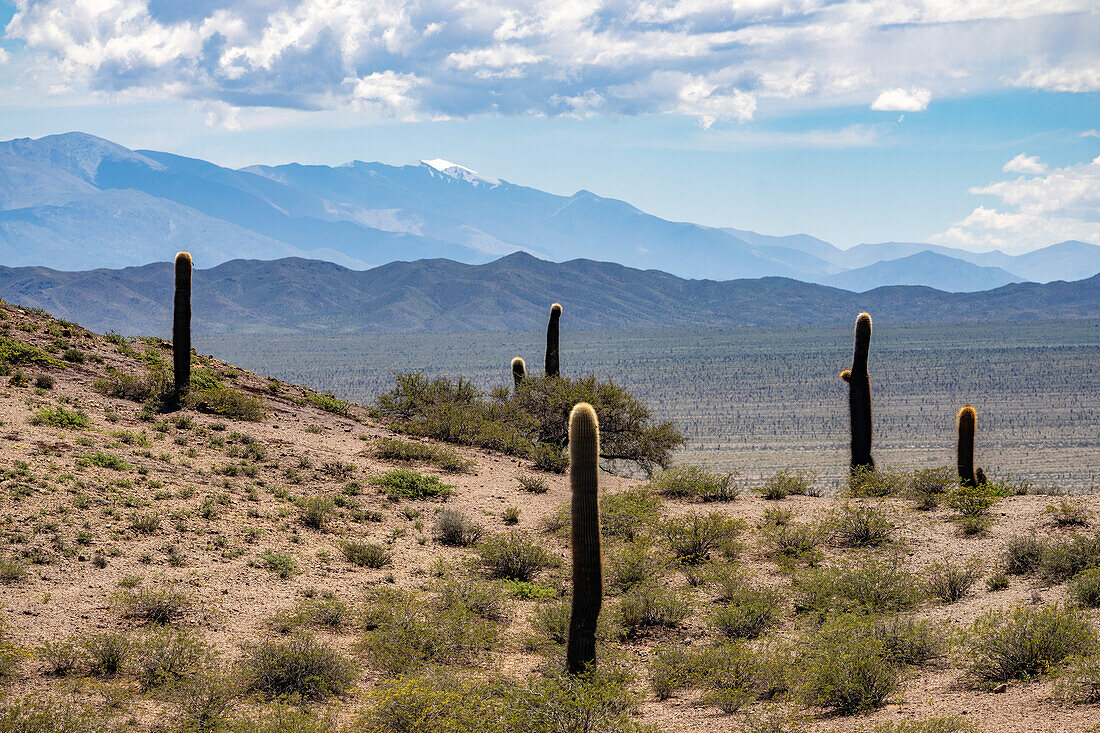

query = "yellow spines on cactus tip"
(840, 369), (852, 382)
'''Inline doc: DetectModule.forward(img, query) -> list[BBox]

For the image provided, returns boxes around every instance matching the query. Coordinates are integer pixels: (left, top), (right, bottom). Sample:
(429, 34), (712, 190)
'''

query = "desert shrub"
(95, 367), (171, 404)
(1054, 653), (1100, 704)
(600, 487), (663, 540)
(0, 556), (27, 583)
(34, 374), (54, 389)
(797, 614), (902, 714)
(374, 438), (474, 473)
(647, 645), (697, 700)
(986, 572), (1010, 591)
(831, 503), (894, 547)
(1003, 533), (1044, 575)
(506, 581), (557, 600)
(618, 581), (692, 636)
(0, 335), (62, 367)
(760, 470), (814, 500)
(115, 584), (191, 623)
(503, 507), (520, 524)
(358, 672), (503, 733)
(710, 580), (784, 639)
(907, 466), (957, 510)
(946, 484), (999, 517)
(759, 507), (794, 527)
(0, 697), (114, 733)
(695, 641), (765, 713)
(848, 466), (908, 498)
(761, 520), (827, 567)
(659, 511), (743, 565)
(374, 372), (683, 474)
(528, 597), (618, 649)
(82, 631), (131, 677)
(649, 465), (739, 502)
(30, 406), (89, 429)
(170, 667), (240, 733)
(434, 509), (484, 546)
(240, 633), (356, 701)
(297, 496), (336, 530)
(1070, 568), (1100, 608)
(505, 669), (649, 733)
(371, 469), (455, 501)
(518, 474), (549, 494)
(1039, 531), (1100, 582)
(794, 554), (922, 616)
(478, 532), (558, 581)
(606, 539), (668, 593)
(130, 511), (161, 534)
(292, 598), (352, 630)
(85, 451), (129, 470)
(132, 626), (212, 690)
(965, 603), (1096, 687)
(1045, 498), (1091, 527)
(438, 579), (510, 623)
(871, 615), (947, 666)
(529, 443), (568, 473)
(925, 559), (983, 603)
(340, 541), (391, 568)
(305, 390), (351, 416)
(359, 589), (499, 674)
(37, 638), (81, 676)
(185, 386), (266, 421)
(258, 550), (299, 578)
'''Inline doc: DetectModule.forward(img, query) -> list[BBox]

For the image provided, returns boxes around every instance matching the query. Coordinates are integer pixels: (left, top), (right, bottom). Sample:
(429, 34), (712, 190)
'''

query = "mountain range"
(1, 253), (1097, 335)
(1, 132), (1098, 292)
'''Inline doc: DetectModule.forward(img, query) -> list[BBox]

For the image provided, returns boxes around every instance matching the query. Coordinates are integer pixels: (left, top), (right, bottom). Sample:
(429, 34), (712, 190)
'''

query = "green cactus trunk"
(173, 251), (193, 402)
(545, 303), (561, 377)
(957, 405), (978, 488)
(566, 402), (602, 675)
(843, 312), (874, 473)
(511, 357), (526, 390)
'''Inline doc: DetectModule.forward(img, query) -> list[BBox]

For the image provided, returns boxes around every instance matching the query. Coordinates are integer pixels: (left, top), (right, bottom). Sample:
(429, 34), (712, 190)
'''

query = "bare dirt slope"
(0, 301), (1097, 732)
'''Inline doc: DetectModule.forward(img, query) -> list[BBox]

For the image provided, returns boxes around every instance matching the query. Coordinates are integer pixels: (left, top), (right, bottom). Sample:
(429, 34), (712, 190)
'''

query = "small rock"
(992, 683), (1008, 693)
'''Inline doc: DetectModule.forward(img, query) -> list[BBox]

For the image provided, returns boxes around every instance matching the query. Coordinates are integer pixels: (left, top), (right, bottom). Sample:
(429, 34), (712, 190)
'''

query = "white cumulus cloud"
(870, 87), (931, 112)
(930, 154), (1100, 253)
(1002, 153), (1047, 174)
(0, 0), (1097, 124)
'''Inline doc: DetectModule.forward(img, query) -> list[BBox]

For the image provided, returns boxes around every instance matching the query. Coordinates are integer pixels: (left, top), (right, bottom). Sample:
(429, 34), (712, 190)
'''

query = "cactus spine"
(173, 251), (192, 402)
(545, 303), (562, 377)
(511, 357), (526, 389)
(957, 405), (978, 487)
(843, 312), (874, 472)
(566, 402), (602, 675)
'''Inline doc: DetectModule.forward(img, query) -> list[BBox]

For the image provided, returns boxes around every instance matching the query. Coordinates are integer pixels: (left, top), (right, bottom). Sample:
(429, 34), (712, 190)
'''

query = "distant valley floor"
(200, 319), (1100, 492)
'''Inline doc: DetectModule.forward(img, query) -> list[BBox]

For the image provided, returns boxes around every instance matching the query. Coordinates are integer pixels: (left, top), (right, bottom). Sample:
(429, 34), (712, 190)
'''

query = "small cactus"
(545, 303), (562, 377)
(957, 405), (983, 488)
(511, 357), (526, 389)
(843, 312), (874, 473)
(173, 251), (192, 402)
(566, 401), (602, 675)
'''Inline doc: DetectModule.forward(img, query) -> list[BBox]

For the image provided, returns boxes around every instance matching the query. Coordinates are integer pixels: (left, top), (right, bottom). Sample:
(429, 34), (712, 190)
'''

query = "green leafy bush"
(258, 550), (299, 578)
(1039, 531), (1100, 582)
(659, 511), (743, 565)
(965, 604), (1096, 687)
(925, 559), (983, 603)
(358, 672), (503, 733)
(297, 496), (336, 530)
(372, 469), (455, 501)
(649, 465), (739, 501)
(760, 469), (815, 500)
(946, 484), (999, 517)
(115, 584), (191, 623)
(30, 406), (89, 429)
(434, 509), (484, 546)
(340, 541), (391, 568)
(1069, 568), (1100, 608)
(831, 503), (894, 547)
(619, 581), (692, 636)
(132, 626), (211, 690)
(709, 579), (784, 639)
(374, 438), (474, 473)
(797, 614), (902, 714)
(1003, 533), (1044, 575)
(186, 386), (267, 421)
(240, 633), (357, 701)
(794, 554), (922, 616)
(1044, 498), (1091, 527)
(478, 532), (558, 581)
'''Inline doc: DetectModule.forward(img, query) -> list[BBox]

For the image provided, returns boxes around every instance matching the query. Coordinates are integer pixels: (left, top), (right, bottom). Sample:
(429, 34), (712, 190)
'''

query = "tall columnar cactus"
(957, 405), (980, 488)
(511, 357), (526, 390)
(545, 303), (562, 377)
(840, 312), (874, 473)
(173, 251), (193, 401)
(566, 401), (602, 676)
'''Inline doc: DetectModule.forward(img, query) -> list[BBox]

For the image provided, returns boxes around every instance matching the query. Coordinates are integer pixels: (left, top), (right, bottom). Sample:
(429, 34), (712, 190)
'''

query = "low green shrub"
(30, 406), (90, 429)
(600, 487), (664, 540)
(371, 469), (455, 501)
(1039, 531), (1100, 582)
(240, 633), (357, 701)
(848, 466), (908, 498)
(659, 511), (743, 565)
(925, 559), (983, 603)
(709, 579), (784, 639)
(1044, 498), (1092, 527)
(186, 386), (267, 421)
(82, 631), (131, 677)
(649, 465), (739, 502)
(478, 532), (558, 582)
(794, 554), (922, 616)
(831, 503), (894, 547)
(797, 614), (902, 714)
(761, 520), (826, 567)
(132, 626), (211, 690)
(358, 672), (503, 733)
(115, 584), (191, 623)
(1070, 568), (1100, 608)
(965, 603), (1096, 687)
(946, 484), (999, 517)
(1003, 533), (1044, 575)
(258, 550), (299, 578)
(340, 541), (391, 569)
(374, 437), (474, 473)
(434, 509), (484, 547)
(618, 581), (692, 636)
(760, 469), (815, 500)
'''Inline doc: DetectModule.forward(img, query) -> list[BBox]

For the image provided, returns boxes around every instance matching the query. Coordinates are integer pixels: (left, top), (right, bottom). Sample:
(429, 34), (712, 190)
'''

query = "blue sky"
(0, 0), (1097, 252)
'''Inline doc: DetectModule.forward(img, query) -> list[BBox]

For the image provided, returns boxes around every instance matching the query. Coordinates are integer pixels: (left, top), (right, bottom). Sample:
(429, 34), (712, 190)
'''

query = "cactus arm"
(566, 401), (602, 675)
(545, 303), (562, 377)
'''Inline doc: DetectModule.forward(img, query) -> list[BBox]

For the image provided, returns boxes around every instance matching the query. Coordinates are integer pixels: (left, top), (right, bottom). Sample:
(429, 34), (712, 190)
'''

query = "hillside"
(0, 253), (1097, 335)
(0, 302), (1098, 731)
(822, 252), (1026, 292)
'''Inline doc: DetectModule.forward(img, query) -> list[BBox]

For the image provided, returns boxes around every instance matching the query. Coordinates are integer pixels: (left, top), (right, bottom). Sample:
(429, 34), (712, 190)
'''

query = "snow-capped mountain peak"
(419, 159), (500, 186)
